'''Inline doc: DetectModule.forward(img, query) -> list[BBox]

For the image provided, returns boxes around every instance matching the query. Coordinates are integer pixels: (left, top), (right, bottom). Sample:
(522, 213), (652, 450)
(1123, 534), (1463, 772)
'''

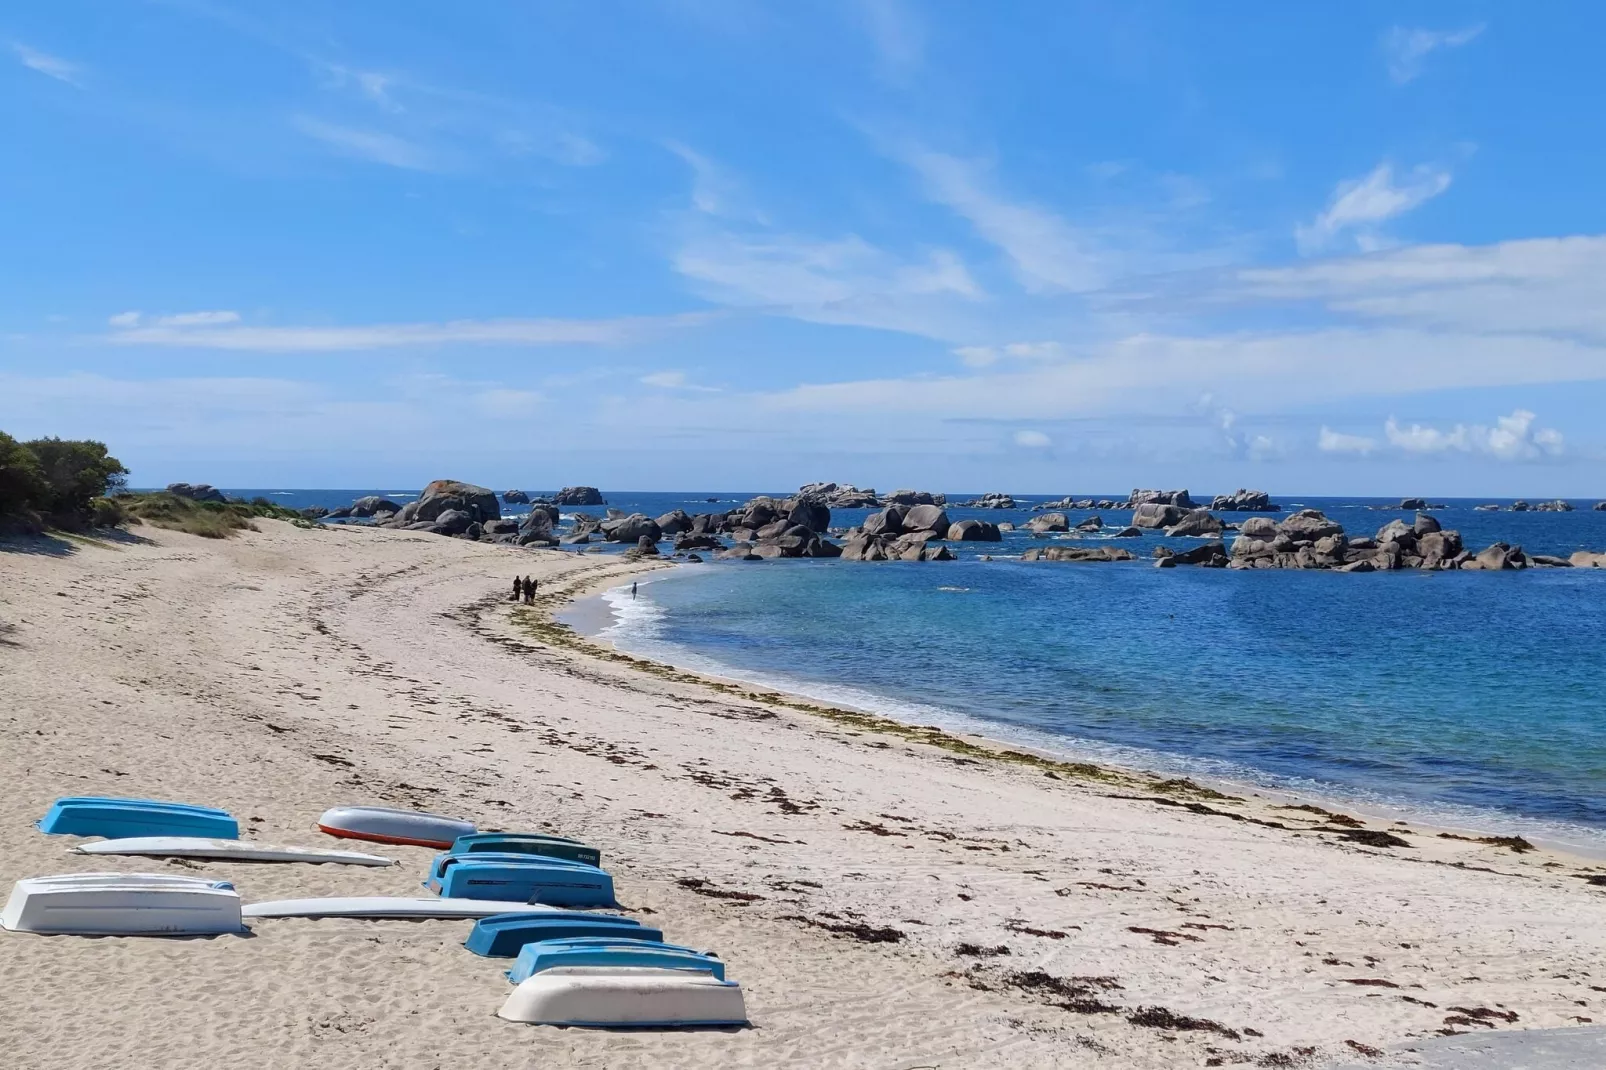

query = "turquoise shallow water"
(550, 494), (1606, 852)
(209, 488), (1606, 849)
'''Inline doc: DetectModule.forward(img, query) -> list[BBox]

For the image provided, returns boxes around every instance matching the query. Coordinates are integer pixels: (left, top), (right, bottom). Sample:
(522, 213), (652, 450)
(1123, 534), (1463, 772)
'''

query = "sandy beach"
(4, 519), (1606, 1069)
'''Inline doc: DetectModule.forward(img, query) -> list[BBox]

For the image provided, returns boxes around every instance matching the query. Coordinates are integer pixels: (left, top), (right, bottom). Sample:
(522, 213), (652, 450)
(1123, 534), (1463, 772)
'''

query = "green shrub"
(89, 497), (127, 528)
(115, 492), (272, 538)
(0, 431), (49, 526)
(20, 437), (129, 527)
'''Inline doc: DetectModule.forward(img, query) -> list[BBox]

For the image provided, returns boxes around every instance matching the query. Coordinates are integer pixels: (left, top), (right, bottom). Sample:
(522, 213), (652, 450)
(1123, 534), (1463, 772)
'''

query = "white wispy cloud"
(1296, 163), (1452, 253)
(1384, 409), (1564, 461)
(12, 43), (82, 86)
(951, 341), (1065, 368)
(293, 116), (435, 170)
(100, 312), (712, 352)
(1383, 24), (1485, 84)
(860, 0), (924, 83)
(319, 63), (401, 112)
(1013, 429), (1051, 448)
(1234, 235), (1606, 341)
(1318, 427), (1379, 455)
(664, 141), (763, 221)
(906, 149), (1103, 292)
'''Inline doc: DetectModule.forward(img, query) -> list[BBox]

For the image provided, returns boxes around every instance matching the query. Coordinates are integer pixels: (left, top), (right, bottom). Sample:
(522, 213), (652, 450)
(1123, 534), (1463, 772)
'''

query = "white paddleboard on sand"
(75, 837), (394, 867)
(243, 896), (552, 920)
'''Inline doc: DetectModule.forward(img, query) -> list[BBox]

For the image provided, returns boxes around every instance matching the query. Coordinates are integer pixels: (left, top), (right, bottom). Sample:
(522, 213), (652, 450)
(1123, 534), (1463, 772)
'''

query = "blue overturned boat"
(450, 832), (601, 868)
(425, 852), (615, 907)
(507, 938), (724, 983)
(38, 797), (239, 840)
(465, 911), (657, 958)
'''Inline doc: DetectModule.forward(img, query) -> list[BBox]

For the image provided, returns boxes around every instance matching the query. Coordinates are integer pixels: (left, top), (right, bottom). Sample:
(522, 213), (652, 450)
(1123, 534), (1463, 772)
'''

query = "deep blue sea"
(206, 488), (1606, 851)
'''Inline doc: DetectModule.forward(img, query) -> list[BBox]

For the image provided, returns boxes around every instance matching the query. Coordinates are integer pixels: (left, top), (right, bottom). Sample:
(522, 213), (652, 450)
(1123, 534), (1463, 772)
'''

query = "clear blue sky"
(3, 1), (1603, 496)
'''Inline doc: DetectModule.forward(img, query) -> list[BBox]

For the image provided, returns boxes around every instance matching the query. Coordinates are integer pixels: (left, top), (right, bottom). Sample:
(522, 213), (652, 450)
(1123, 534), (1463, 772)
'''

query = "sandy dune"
(2, 520), (1604, 1069)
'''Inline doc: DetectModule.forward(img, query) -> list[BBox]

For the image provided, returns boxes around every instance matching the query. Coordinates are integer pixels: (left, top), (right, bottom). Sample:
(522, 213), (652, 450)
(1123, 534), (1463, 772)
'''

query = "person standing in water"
(631, 581), (638, 599)
(511, 576), (522, 602)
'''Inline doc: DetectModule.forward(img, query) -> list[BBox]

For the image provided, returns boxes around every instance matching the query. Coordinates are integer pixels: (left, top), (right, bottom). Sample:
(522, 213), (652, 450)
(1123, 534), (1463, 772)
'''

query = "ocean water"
(195, 487), (1606, 849)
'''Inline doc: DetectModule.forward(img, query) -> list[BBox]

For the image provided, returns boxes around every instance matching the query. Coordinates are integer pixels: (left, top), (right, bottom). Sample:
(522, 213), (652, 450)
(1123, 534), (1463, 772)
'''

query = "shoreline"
(555, 566), (1606, 863)
(7, 521), (1606, 1068)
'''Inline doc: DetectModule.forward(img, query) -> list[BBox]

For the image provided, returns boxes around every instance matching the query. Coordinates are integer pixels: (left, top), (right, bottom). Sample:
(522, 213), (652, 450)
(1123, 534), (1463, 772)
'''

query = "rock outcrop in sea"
(1210, 489), (1279, 512)
(555, 486), (606, 505)
(165, 482), (226, 503)
(502, 489), (530, 504)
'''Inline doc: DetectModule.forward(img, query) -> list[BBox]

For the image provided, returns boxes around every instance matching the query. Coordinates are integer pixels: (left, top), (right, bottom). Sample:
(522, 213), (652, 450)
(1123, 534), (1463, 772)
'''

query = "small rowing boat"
(74, 837), (393, 867)
(38, 797), (239, 840)
(498, 967), (748, 1028)
(316, 805), (475, 849)
(1, 873), (243, 936)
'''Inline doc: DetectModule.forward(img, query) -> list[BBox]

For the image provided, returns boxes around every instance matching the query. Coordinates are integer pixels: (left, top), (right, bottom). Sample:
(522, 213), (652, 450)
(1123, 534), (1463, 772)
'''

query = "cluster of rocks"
(502, 489), (531, 504)
(834, 504), (1004, 561)
(1021, 545), (1133, 563)
(1478, 500), (1591, 512)
(796, 482), (882, 508)
(956, 492), (1016, 509)
(164, 482), (227, 503)
(1033, 497), (1124, 511)
(555, 486), (606, 506)
(1210, 489), (1279, 512)
(1210, 509), (1579, 572)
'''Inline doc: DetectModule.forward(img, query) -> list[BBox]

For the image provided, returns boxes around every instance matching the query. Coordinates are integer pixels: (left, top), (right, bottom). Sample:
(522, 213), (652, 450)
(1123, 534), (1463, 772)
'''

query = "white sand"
(2, 520), (1604, 1069)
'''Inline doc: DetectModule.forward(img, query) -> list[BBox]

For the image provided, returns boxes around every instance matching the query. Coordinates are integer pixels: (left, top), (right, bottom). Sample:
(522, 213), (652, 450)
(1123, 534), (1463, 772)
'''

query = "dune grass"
(114, 492), (310, 538)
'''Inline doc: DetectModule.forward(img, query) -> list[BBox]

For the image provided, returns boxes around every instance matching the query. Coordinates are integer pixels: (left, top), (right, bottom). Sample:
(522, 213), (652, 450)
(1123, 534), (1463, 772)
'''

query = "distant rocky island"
(301, 480), (1606, 574)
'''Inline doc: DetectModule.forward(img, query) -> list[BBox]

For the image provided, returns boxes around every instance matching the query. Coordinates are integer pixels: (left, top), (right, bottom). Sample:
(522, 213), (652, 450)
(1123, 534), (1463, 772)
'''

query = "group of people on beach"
(511, 575), (537, 604)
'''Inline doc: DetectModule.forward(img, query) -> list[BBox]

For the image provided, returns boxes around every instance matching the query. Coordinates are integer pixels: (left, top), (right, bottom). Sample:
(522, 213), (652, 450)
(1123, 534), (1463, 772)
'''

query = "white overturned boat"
(1, 873), (244, 936)
(74, 837), (394, 867)
(243, 896), (550, 920)
(498, 967), (748, 1028)
(317, 805), (475, 849)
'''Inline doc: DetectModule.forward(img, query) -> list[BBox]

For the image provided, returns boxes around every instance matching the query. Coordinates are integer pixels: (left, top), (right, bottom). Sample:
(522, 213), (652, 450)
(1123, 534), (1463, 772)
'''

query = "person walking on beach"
(631, 581), (638, 600)
(511, 576), (522, 602)
(524, 575), (535, 604)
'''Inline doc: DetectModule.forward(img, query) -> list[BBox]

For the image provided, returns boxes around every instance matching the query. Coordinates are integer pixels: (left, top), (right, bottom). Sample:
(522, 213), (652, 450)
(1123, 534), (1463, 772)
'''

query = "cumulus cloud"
(1383, 409), (1564, 461)
(1296, 163), (1452, 253)
(1383, 24), (1485, 84)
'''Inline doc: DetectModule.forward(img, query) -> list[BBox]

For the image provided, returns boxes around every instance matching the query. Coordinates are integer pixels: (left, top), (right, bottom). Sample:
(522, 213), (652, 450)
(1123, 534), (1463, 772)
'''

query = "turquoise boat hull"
(426, 854), (614, 907)
(465, 911), (656, 958)
(38, 797), (239, 840)
(508, 938), (724, 983)
(450, 833), (601, 868)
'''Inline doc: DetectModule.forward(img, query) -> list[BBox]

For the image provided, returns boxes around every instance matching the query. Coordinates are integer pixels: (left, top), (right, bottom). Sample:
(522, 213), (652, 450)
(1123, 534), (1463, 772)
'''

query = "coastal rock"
(300, 506), (329, 520)
(1596, 502), (1606, 511)
(886, 489), (944, 507)
(1111, 525), (1142, 537)
(349, 495), (404, 518)
(1027, 512), (1069, 533)
(555, 486), (606, 506)
(1375, 519), (1416, 546)
(560, 532), (591, 545)
(839, 532), (888, 561)
(518, 506), (559, 541)
(1127, 488), (1197, 509)
(483, 518), (521, 536)
(1569, 550), (1606, 568)
(901, 504), (951, 534)
(717, 542), (762, 561)
(1475, 504), (1501, 511)
(1074, 515), (1103, 532)
(634, 535), (660, 556)
(417, 480), (501, 524)
(1511, 500), (1531, 512)
(1413, 512), (1442, 535)
(1531, 555), (1574, 567)
(1535, 499), (1575, 512)
(1210, 488), (1279, 512)
(502, 489), (531, 504)
(1238, 516), (1277, 538)
(1021, 545), (1134, 563)
(1415, 530), (1463, 568)
(1278, 509), (1343, 542)
(1462, 542), (1528, 570)
(947, 520), (1002, 542)
(1132, 502), (1186, 529)
(600, 513), (661, 543)
(1164, 509), (1225, 538)
(674, 533), (723, 551)
(1165, 543), (1230, 567)
(785, 497), (831, 533)
(1399, 497), (1427, 511)
(862, 507), (905, 537)
(430, 508), (474, 536)
(464, 521), (483, 541)
(958, 492), (1016, 509)
(655, 509), (694, 535)
(798, 482), (881, 508)
(165, 482), (227, 503)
